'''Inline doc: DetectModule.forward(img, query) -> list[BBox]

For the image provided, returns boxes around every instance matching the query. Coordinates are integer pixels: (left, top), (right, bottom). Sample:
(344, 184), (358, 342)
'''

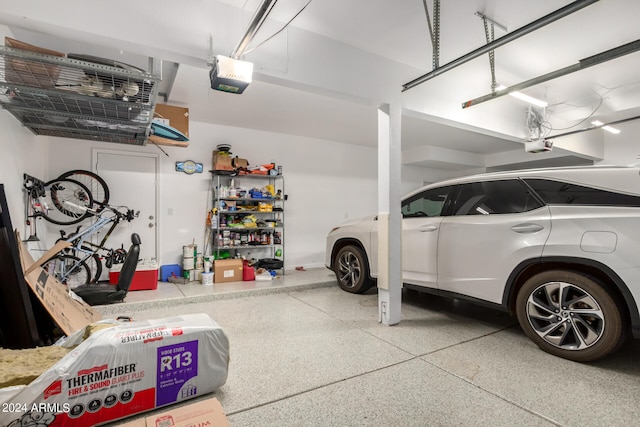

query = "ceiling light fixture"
(496, 85), (548, 108)
(592, 120), (621, 134)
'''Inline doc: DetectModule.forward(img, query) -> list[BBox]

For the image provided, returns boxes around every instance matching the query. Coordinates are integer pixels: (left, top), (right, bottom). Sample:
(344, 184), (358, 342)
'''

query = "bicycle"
(57, 169), (110, 211)
(23, 173), (96, 228)
(43, 202), (139, 287)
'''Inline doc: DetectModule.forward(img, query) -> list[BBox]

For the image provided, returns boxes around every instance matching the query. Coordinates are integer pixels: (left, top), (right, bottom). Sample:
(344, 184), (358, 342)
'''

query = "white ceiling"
(2, 0), (640, 171)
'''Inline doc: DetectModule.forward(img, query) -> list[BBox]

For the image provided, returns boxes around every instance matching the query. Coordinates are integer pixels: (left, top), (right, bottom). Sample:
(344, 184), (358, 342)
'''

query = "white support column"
(377, 103), (402, 326)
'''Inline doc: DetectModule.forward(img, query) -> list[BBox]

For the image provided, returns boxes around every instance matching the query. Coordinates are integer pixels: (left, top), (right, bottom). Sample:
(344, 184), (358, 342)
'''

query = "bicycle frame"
(52, 203), (137, 284)
(64, 213), (120, 259)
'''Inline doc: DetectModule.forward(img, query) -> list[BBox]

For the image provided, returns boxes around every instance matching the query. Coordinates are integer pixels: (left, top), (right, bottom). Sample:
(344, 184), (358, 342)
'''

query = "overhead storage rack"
(0, 46), (160, 146)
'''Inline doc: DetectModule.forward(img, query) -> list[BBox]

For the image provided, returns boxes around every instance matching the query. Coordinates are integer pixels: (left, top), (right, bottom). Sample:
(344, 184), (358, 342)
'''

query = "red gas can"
(243, 260), (255, 281)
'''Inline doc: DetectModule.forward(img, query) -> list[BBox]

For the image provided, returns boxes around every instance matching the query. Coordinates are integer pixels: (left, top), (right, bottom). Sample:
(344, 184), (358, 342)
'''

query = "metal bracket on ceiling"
(476, 12), (507, 93)
(482, 15), (497, 92)
(207, 34), (215, 67)
(474, 12), (507, 33)
(432, 0), (440, 69)
(402, 0), (601, 92)
(422, 0), (441, 70)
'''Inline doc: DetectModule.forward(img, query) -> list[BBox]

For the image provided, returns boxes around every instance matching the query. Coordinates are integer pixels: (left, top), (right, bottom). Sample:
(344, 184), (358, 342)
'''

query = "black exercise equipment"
(73, 233), (141, 306)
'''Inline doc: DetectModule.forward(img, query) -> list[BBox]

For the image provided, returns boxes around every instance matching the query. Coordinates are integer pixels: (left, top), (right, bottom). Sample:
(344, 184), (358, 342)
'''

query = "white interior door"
(94, 150), (158, 261)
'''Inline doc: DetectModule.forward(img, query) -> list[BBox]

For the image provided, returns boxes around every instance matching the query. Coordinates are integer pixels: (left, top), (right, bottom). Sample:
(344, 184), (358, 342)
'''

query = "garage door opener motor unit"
(210, 55), (253, 94)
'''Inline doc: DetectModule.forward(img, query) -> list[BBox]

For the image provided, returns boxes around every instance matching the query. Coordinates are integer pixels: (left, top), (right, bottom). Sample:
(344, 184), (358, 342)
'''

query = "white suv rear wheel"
(516, 270), (626, 362)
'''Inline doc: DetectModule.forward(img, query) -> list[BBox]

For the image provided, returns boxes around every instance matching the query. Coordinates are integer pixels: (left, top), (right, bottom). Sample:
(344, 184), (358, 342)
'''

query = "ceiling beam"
(402, 0), (600, 92)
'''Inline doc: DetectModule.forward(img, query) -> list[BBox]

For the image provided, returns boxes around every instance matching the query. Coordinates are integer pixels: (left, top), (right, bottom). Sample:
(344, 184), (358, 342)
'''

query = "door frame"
(92, 148), (160, 259)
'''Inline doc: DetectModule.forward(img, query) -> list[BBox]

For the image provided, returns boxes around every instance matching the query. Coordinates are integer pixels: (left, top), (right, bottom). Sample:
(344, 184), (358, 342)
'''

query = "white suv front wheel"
(334, 245), (374, 294)
(516, 270), (626, 362)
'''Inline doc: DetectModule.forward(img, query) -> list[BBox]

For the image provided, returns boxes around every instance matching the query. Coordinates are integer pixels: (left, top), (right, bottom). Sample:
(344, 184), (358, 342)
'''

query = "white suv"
(326, 166), (640, 362)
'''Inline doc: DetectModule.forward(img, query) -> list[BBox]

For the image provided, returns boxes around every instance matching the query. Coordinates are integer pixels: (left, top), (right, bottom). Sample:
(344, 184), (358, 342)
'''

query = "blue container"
(160, 264), (182, 282)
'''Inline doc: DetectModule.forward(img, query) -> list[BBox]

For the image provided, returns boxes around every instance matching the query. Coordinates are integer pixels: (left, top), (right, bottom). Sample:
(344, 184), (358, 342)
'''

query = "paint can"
(183, 244), (197, 258)
(183, 257), (195, 270)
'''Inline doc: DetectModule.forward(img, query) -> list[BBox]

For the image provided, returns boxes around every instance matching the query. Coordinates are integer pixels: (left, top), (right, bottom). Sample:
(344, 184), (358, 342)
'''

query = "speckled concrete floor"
(96, 267), (338, 316)
(105, 269), (640, 427)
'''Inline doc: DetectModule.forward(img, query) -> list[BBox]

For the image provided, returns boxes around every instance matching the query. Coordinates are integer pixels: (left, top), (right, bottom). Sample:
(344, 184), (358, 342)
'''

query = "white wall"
(0, 24), (49, 241)
(0, 110), (49, 242)
(599, 120), (640, 166)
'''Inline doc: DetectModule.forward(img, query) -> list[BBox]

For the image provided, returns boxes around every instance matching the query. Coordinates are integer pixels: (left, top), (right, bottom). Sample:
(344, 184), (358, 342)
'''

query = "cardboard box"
(153, 104), (189, 136)
(5, 37), (65, 88)
(118, 397), (230, 427)
(18, 234), (101, 335)
(149, 104), (189, 147)
(212, 150), (234, 171)
(214, 259), (243, 283)
(0, 314), (230, 427)
(232, 156), (249, 169)
(110, 261), (159, 291)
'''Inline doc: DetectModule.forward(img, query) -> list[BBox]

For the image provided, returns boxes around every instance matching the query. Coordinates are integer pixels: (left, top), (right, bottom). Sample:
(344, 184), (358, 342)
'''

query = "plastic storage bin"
(160, 264), (182, 281)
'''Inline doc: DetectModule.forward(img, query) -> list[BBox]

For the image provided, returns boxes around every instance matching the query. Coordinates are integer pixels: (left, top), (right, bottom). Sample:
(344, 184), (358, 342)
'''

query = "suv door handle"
(419, 225), (438, 232)
(511, 223), (544, 233)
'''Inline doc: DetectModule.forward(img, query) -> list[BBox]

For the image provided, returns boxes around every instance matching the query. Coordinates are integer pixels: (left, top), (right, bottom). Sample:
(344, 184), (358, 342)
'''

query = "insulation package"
(0, 313), (229, 426)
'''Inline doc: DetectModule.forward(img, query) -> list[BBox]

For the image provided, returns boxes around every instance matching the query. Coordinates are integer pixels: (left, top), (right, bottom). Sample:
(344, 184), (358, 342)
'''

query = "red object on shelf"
(242, 260), (255, 281)
(109, 262), (158, 291)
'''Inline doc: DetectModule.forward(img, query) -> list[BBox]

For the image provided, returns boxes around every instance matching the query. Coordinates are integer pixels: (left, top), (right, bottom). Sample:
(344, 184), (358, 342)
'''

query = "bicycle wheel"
(43, 254), (91, 288)
(57, 243), (103, 283)
(75, 246), (103, 283)
(41, 179), (93, 225)
(58, 170), (110, 211)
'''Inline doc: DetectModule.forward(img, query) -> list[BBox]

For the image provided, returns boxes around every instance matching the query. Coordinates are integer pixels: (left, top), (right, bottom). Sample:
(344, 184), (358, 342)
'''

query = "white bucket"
(201, 272), (214, 286)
